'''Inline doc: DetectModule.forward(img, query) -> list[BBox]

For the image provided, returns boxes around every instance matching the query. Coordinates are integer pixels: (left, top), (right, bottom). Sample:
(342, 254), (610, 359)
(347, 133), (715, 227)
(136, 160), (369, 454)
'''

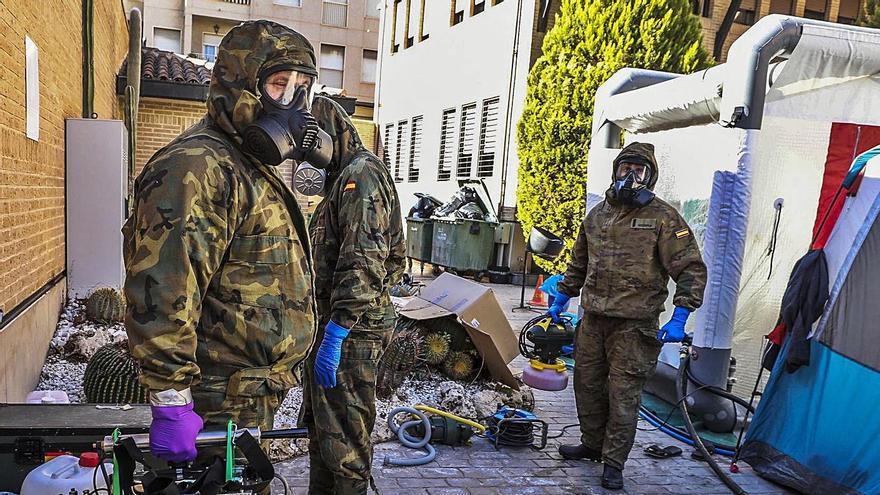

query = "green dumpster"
(406, 217), (434, 262)
(431, 218), (497, 272)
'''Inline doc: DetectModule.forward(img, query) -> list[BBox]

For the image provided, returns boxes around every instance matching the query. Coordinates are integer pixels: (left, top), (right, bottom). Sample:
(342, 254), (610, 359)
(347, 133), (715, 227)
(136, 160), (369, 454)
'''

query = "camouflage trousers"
(573, 313), (662, 470)
(192, 374), (285, 494)
(299, 327), (391, 495)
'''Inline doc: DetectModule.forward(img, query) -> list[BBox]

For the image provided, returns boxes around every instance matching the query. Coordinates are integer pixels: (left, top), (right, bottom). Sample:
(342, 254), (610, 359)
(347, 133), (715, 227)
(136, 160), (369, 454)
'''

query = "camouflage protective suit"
(299, 95), (406, 495)
(557, 142), (707, 470)
(123, 21), (318, 435)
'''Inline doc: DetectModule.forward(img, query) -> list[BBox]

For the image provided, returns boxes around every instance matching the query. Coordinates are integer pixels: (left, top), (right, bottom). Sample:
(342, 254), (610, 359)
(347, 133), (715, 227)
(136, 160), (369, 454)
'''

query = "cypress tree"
(516, 0), (710, 272)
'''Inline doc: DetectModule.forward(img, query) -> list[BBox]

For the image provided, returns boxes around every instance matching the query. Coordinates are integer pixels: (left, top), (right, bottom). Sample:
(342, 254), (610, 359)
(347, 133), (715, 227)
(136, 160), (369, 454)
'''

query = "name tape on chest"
(630, 218), (657, 230)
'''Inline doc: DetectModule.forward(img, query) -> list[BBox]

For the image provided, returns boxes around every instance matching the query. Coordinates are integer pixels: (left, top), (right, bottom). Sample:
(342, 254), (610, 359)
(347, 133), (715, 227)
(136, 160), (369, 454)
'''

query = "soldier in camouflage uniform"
(549, 142), (707, 490)
(122, 20), (321, 468)
(298, 95), (406, 495)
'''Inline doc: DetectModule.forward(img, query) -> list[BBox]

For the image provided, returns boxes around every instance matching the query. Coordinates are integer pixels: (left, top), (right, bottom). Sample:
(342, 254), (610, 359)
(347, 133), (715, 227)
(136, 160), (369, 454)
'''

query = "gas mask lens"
(262, 70), (316, 110)
(616, 162), (649, 185)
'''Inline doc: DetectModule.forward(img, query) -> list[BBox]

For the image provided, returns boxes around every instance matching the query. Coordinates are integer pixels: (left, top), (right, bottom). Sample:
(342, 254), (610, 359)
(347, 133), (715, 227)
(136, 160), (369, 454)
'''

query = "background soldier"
(299, 95), (406, 495)
(123, 21), (329, 468)
(548, 142), (707, 490)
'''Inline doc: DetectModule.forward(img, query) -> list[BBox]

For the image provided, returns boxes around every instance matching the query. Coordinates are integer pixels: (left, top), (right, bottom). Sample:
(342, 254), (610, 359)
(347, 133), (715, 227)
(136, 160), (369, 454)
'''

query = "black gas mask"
(612, 161), (655, 207)
(242, 68), (333, 168)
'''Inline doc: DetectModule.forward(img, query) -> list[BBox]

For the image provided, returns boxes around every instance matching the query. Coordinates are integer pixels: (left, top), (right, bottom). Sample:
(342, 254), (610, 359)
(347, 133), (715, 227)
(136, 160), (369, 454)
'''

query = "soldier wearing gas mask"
(547, 142), (707, 490)
(123, 20), (329, 468)
(297, 95), (405, 494)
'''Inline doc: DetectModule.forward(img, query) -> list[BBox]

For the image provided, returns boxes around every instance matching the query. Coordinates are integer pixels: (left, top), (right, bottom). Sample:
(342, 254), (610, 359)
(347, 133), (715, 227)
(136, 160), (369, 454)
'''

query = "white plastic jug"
(25, 390), (70, 404)
(20, 454), (111, 495)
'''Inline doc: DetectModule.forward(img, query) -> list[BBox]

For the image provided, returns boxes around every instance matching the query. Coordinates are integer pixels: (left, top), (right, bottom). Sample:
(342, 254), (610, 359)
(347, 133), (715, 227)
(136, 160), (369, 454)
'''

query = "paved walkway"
(275, 278), (794, 495)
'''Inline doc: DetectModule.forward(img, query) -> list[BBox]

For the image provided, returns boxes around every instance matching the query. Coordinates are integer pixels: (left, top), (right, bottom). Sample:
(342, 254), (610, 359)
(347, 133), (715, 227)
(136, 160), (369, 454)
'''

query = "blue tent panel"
(741, 340), (880, 495)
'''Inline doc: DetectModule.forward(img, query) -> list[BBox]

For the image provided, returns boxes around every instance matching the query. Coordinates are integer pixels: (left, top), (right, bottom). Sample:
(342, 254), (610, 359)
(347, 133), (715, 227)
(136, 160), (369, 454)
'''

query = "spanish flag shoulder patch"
(344, 181), (357, 192)
(675, 228), (690, 239)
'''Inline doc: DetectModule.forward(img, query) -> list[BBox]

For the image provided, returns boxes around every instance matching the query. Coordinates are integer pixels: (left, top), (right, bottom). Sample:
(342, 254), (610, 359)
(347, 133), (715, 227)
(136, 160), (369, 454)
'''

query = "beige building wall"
(0, 0), (128, 401)
(697, 0), (864, 61)
(135, 0), (379, 107)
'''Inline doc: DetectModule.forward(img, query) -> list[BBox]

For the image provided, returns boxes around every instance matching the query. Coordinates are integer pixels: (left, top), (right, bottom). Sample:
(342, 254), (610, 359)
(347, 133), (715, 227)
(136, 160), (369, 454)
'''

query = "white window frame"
(323, 0), (350, 27)
(365, 0), (380, 18)
(361, 49), (377, 84)
(274, 0), (303, 6)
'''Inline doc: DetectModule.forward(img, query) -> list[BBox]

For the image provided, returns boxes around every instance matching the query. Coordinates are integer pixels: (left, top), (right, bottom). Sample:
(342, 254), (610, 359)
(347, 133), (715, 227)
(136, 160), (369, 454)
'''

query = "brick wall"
(135, 97), (207, 176)
(0, 0), (128, 316)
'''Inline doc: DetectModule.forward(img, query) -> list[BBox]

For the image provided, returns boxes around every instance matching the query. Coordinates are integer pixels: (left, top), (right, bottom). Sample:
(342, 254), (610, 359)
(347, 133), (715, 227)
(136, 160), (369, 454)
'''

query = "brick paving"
(274, 279), (794, 495)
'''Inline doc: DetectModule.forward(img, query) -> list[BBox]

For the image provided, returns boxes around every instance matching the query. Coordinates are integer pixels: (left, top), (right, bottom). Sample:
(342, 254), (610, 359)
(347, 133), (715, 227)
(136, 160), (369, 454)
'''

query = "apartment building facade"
(698, 0), (864, 60)
(127, 0), (381, 116)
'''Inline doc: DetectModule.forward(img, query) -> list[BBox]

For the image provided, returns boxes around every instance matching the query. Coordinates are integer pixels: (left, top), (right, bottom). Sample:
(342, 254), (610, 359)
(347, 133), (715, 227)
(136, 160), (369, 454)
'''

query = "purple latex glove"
(149, 403), (203, 462)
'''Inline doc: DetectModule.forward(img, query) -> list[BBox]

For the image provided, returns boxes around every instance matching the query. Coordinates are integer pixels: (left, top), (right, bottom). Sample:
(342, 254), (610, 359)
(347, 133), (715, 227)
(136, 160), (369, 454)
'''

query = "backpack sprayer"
(519, 315), (575, 391)
(94, 424), (307, 495)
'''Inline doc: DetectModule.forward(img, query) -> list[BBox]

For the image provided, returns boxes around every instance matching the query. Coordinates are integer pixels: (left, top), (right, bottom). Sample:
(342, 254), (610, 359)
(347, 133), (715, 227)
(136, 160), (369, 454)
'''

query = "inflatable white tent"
(587, 15), (880, 424)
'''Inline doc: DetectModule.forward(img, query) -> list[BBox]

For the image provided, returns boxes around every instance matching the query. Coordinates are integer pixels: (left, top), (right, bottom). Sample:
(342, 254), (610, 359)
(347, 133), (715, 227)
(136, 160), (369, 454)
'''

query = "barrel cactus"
(423, 331), (452, 365)
(83, 342), (148, 404)
(86, 287), (125, 323)
(377, 318), (426, 399)
(443, 351), (477, 381)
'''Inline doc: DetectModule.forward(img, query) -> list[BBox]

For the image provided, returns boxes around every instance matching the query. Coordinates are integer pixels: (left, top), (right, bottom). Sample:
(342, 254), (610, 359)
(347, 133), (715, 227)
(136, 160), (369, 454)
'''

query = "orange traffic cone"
(529, 274), (548, 308)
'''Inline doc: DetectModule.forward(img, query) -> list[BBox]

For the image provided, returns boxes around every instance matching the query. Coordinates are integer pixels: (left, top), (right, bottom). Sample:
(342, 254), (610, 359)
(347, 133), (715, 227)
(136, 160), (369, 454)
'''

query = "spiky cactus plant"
(86, 287), (125, 324)
(443, 351), (476, 381)
(423, 331), (452, 365)
(83, 342), (148, 404)
(377, 319), (425, 399)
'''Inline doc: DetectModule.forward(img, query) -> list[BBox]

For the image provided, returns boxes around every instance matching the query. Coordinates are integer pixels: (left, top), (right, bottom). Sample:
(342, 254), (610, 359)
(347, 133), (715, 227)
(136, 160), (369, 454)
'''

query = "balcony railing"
(222, 0), (250, 4)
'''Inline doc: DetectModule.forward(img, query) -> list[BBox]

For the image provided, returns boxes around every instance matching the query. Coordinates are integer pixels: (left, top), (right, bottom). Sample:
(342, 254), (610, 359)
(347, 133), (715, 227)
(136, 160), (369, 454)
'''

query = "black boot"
(558, 443), (602, 462)
(601, 464), (624, 490)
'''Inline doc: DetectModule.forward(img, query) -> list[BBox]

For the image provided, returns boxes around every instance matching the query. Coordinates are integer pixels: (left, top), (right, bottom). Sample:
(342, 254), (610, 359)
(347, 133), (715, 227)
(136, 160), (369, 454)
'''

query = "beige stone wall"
(0, 0), (127, 401)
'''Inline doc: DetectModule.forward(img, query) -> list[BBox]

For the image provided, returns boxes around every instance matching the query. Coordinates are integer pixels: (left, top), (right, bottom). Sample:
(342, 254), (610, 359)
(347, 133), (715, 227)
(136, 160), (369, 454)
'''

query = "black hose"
(685, 366), (756, 413)
(261, 427), (309, 440)
(677, 348), (748, 495)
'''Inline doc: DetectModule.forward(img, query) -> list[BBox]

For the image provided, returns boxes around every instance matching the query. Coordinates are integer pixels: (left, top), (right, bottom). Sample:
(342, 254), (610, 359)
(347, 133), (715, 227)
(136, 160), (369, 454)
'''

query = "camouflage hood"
(310, 94), (367, 184)
(207, 20), (318, 143)
(612, 142), (659, 190)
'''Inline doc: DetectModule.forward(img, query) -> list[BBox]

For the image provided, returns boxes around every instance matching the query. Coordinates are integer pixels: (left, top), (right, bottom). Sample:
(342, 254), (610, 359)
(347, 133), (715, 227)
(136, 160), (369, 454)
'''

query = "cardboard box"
(399, 273), (520, 389)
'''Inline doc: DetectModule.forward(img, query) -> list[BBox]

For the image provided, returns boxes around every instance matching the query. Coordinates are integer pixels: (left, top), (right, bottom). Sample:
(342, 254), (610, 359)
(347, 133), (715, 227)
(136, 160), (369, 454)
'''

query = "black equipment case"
(0, 403), (151, 491)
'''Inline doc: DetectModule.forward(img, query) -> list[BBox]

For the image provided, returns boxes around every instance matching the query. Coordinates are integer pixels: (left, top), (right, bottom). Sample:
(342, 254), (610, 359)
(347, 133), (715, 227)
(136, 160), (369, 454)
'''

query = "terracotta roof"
(119, 46), (213, 87)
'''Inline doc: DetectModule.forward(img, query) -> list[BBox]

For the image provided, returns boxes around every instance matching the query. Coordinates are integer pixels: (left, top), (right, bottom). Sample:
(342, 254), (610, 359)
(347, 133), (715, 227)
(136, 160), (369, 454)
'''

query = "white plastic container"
(20, 454), (110, 495)
(25, 390), (70, 404)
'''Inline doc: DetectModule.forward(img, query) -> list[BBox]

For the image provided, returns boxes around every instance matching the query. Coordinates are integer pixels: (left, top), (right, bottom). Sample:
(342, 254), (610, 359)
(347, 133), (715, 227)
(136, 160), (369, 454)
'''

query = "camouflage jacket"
(122, 21), (319, 395)
(558, 143), (707, 320)
(308, 96), (406, 331)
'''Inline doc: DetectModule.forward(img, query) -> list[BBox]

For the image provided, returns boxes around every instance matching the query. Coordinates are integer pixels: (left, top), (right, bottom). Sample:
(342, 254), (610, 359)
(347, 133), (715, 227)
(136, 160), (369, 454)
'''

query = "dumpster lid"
(399, 273), (519, 388)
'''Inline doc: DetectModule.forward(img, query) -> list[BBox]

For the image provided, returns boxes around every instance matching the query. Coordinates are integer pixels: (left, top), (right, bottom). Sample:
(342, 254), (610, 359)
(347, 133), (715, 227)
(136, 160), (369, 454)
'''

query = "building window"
(405, 0), (418, 48)
(734, 0), (756, 25)
(438, 109), (456, 181)
(472, 0), (485, 15)
(456, 103), (477, 178)
(419, 0), (429, 40)
(323, 0), (349, 27)
(275, 0), (303, 6)
(395, 120), (408, 182)
(154, 27), (181, 54)
(451, 0), (465, 25)
(365, 0), (380, 17)
(202, 33), (223, 62)
(837, 0), (859, 23)
(391, 0), (404, 53)
(409, 116), (423, 182)
(477, 97), (499, 178)
(320, 44), (345, 88)
(383, 123), (394, 167)
(692, 0), (712, 16)
(362, 50), (377, 83)
(768, 0), (793, 14)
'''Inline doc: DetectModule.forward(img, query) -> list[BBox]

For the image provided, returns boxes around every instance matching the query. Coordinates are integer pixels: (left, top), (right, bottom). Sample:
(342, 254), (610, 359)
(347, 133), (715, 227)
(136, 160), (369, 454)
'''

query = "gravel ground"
(36, 300), (534, 462)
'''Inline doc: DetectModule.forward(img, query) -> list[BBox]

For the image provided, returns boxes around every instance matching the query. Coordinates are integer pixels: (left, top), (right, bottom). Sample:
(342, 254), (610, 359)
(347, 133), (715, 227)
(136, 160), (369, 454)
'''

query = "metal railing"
(222, 0), (250, 5)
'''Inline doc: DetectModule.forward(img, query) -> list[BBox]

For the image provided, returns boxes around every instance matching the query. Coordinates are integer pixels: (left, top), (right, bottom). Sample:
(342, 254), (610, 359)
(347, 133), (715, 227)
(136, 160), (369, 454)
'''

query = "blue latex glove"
(657, 306), (690, 343)
(547, 294), (572, 323)
(314, 320), (350, 388)
(149, 403), (203, 463)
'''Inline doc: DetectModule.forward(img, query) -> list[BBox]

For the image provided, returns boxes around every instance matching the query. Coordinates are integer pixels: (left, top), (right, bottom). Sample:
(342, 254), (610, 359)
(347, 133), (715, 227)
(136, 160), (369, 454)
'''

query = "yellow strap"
(414, 404), (487, 433)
